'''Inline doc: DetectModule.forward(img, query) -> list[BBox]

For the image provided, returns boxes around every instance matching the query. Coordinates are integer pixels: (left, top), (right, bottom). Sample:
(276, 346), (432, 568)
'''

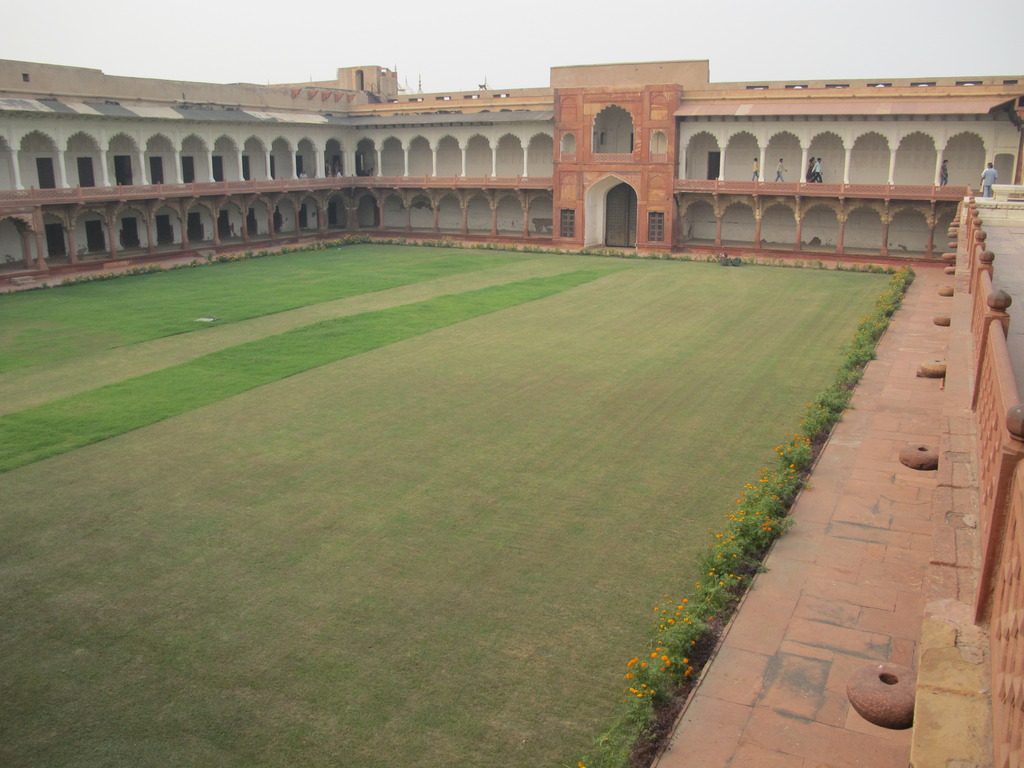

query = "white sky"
(6, 0), (1024, 94)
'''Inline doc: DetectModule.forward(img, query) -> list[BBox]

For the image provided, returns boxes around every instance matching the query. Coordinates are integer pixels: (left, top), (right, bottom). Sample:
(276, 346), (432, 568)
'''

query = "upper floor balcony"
(674, 178), (971, 202)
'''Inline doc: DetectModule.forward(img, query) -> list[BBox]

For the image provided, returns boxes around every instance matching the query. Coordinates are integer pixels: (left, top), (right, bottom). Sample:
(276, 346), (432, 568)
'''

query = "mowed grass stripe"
(0, 269), (613, 472)
(0, 246), (525, 372)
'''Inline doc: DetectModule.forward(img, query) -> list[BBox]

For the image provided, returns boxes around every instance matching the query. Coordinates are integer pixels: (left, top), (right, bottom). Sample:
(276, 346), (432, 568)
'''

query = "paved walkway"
(657, 264), (950, 768)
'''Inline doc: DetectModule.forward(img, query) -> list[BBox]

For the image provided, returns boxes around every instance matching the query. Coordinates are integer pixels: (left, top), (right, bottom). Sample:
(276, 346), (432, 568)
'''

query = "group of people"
(750, 155), (1000, 194)
(749, 157), (822, 183)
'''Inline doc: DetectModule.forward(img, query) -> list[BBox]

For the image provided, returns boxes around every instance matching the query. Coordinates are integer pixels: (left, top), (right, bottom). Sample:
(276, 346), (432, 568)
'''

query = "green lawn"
(0, 247), (890, 767)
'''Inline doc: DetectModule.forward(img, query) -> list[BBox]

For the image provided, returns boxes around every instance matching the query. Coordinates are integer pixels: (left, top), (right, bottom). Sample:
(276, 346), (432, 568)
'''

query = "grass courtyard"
(0, 246), (891, 767)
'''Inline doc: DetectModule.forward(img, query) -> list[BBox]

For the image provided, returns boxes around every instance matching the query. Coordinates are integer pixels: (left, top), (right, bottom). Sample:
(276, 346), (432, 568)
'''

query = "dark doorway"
(246, 208), (258, 235)
(186, 211), (204, 242)
(707, 151), (721, 180)
(327, 200), (339, 227)
(298, 204), (308, 229)
(212, 156), (224, 182)
(85, 220), (105, 252)
(44, 222), (65, 256)
(295, 155), (304, 178)
(36, 157), (56, 189)
(241, 155), (251, 181)
(217, 210), (231, 239)
(182, 156), (195, 184)
(77, 157), (96, 187)
(120, 217), (140, 248)
(604, 183), (637, 247)
(273, 208), (283, 232)
(155, 214), (174, 244)
(113, 155), (133, 185)
(150, 156), (164, 185)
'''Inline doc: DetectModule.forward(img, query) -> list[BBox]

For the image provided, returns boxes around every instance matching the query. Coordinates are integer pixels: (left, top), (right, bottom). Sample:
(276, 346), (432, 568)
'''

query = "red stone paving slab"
(654, 269), (945, 768)
(742, 707), (910, 768)
(658, 696), (752, 767)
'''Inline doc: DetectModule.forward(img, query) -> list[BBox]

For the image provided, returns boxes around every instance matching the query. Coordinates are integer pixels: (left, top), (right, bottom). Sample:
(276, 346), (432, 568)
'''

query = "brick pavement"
(656, 265), (950, 768)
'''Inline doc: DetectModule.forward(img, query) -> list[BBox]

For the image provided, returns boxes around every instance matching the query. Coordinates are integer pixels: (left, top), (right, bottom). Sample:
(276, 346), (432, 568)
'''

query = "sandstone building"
(0, 57), (1021, 278)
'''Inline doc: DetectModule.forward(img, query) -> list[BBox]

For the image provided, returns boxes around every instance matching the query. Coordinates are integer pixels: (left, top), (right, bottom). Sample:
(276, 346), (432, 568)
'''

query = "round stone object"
(933, 315), (951, 326)
(938, 285), (954, 297)
(943, 266), (956, 275)
(899, 444), (939, 470)
(847, 663), (915, 729)
(917, 360), (947, 378)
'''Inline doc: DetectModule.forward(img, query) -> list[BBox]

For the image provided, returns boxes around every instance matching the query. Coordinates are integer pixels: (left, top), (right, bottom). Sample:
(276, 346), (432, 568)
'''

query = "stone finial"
(933, 315), (951, 326)
(977, 231), (987, 242)
(972, 218), (982, 228)
(941, 252), (956, 261)
(943, 266), (956, 275)
(938, 285), (954, 297)
(979, 251), (994, 265)
(988, 289), (1012, 311)
(1007, 404), (1024, 440)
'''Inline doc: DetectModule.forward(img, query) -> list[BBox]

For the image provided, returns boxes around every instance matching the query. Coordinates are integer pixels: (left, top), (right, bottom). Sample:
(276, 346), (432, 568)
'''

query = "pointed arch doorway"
(584, 176), (638, 248)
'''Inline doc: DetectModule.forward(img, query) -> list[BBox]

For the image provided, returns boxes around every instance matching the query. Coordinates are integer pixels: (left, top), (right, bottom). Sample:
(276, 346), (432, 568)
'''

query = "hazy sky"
(7, 0), (1024, 93)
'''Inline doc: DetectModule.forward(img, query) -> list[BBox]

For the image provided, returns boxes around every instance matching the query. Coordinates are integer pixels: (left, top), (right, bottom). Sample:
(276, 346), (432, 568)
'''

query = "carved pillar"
(403, 147), (409, 177)
(520, 192), (530, 238)
(491, 146), (497, 177)
(431, 147), (437, 177)
(753, 207), (763, 246)
(66, 224), (78, 264)
(236, 149), (245, 181)
(180, 203), (191, 250)
(843, 147), (852, 184)
(758, 147), (767, 183)
(886, 148), (896, 185)
(264, 149), (272, 180)
(290, 150), (298, 179)
(718, 146), (727, 181)
(490, 194), (498, 236)
(461, 146), (467, 177)
(713, 197), (723, 246)
(799, 146), (809, 183)
(794, 199), (803, 251)
(460, 194), (469, 234)
(837, 213), (847, 255)
(145, 203), (156, 254)
(174, 148), (184, 184)
(880, 204), (891, 256)
(105, 211), (118, 258)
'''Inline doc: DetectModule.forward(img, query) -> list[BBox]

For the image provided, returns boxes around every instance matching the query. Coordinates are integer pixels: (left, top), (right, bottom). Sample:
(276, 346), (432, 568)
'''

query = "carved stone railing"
(0, 175), (555, 208)
(673, 179), (970, 201)
(963, 200), (1024, 766)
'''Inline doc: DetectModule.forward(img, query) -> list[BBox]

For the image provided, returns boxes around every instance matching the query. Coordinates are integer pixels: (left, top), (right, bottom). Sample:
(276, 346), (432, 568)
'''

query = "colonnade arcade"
(0, 187), (556, 271)
(682, 126), (1012, 187)
(0, 128), (556, 190)
(676, 194), (956, 256)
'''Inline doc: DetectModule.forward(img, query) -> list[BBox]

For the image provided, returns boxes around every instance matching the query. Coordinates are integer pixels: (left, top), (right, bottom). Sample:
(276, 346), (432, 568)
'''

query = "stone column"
(431, 147), (438, 177)
(522, 146), (529, 178)
(933, 154), (944, 187)
(799, 147), (809, 184)
(99, 149), (111, 187)
(174, 148), (184, 184)
(105, 214), (118, 259)
(886, 149), (896, 185)
(56, 149), (69, 188)
(236, 149), (245, 181)
(679, 145), (688, 180)
(136, 149), (148, 185)
(794, 213), (803, 251)
(843, 147), (853, 184)
(264, 149), (272, 180)
(714, 216), (723, 246)
(315, 148), (325, 178)
(758, 147), (767, 183)
(837, 216), (846, 254)
(66, 226), (78, 264)
(490, 197), (498, 236)
(403, 147), (410, 177)
(11, 148), (23, 189)
(718, 147), (727, 181)
(290, 150), (298, 178)
(461, 146), (467, 177)
(206, 153), (215, 184)
(491, 146), (497, 177)
(146, 209), (156, 254)
(880, 214), (890, 256)
(461, 196), (469, 234)
(754, 210), (762, 245)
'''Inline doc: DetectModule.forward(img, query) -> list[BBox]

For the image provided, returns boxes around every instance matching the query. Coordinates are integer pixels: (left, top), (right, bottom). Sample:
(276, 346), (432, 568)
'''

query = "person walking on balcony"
(775, 158), (786, 182)
(812, 157), (823, 183)
(805, 157), (815, 182)
(981, 162), (998, 197)
(939, 159), (949, 186)
(752, 157), (759, 181)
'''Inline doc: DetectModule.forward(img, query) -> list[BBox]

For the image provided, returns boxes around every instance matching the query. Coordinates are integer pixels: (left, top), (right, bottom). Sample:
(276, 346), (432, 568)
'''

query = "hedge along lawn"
(0, 245), (529, 372)
(0, 255), (890, 768)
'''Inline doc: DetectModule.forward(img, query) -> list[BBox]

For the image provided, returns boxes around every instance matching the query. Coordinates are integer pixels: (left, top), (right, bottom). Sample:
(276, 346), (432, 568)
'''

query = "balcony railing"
(674, 178), (970, 201)
(0, 175), (556, 207)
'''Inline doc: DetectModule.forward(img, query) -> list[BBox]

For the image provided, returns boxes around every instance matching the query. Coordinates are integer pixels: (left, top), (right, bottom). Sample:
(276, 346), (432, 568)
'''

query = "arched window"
(593, 105), (634, 154)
